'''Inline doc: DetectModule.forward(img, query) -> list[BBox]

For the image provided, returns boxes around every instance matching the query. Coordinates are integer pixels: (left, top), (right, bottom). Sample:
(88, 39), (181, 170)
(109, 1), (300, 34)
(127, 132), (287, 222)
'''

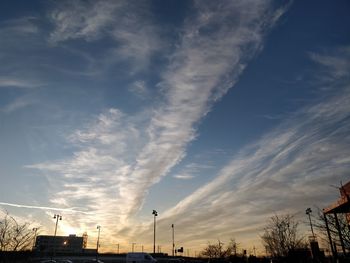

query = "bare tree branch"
(261, 214), (306, 257)
(0, 210), (37, 251)
(313, 207), (350, 252)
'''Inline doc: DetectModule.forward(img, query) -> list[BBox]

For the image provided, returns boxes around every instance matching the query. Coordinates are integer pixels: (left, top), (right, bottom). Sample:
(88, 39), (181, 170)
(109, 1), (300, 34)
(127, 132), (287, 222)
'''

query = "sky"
(0, 0), (350, 256)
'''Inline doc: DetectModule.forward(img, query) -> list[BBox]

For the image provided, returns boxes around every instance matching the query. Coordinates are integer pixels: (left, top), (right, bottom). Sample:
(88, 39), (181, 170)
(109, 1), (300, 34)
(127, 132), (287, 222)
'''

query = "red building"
(323, 180), (350, 257)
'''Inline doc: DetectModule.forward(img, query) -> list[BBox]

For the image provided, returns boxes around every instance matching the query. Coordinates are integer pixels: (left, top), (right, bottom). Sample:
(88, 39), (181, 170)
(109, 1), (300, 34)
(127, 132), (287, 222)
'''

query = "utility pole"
(306, 208), (315, 238)
(152, 210), (158, 254)
(96, 225), (101, 260)
(171, 224), (175, 257)
(52, 214), (62, 260)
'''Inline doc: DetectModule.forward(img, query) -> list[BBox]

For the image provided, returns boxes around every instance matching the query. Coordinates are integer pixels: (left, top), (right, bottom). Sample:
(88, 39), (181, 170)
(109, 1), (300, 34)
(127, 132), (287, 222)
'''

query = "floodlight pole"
(305, 208), (315, 238)
(152, 210), (158, 254)
(172, 224), (175, 257)
(96, 225), (101, 260)
(52, 214), (62, 260)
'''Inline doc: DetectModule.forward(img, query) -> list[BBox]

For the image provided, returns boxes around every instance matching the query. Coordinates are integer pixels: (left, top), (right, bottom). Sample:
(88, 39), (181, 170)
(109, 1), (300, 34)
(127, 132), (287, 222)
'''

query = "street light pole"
(53, 214), (62, 237)
(152, 210), (158, 254)
(52, 214), (62, 260)
(171, 224), (175, 257)
(306, 208), (315, 238)
(96, 225), (101, 260)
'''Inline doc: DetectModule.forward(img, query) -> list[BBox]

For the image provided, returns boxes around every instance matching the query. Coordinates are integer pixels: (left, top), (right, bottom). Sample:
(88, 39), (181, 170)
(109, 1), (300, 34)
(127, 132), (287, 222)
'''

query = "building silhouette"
(34, 234), (86, 254)
(323, 180), (350, 258)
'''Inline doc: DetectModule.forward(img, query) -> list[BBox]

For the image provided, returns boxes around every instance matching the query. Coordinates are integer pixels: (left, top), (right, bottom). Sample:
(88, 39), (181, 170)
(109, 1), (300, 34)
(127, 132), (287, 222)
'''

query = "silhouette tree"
(226, 238), (239, 256)
(200, 238), (240, 259)
(261, 214), (305, 258)
(0, 211), (37, 251)
(200, 240), (226, 258)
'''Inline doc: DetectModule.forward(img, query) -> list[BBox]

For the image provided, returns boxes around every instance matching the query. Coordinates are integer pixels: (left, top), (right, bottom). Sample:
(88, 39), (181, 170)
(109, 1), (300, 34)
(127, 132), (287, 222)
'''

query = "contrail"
(0, 201), (91, 214)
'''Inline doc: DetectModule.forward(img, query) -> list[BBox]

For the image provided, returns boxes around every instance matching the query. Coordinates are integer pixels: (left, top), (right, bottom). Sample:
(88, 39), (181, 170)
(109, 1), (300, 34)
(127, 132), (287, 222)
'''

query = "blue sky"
(1, 0), (350, 255)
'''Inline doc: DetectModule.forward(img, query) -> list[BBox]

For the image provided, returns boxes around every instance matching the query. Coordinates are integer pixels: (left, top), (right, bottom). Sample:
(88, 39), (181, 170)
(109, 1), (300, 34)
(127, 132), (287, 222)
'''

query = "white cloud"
(26, 108), (147, 246)
(48, 0), (162, 73)
(0, 77), (42, 89)
(310, 48), (350, 79)
(48, 0), (120, 43)
(173, 162), (213, 180)
(28, 0), (287, 250)
(134, 48), (350, 251)
(1, 95), (39, 113)
(128, 80), (149, 98)
(173, 174), (195, 180)
(0, 202), (90, 214)
(0, 17), (39, 38)
(0, 18), (49, 92)
(116, 0), (286, 217)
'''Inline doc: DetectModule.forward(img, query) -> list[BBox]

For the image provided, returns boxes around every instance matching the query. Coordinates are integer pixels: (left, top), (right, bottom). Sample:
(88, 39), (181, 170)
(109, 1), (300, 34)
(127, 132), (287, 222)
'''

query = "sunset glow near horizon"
(1, 0), (350, 255)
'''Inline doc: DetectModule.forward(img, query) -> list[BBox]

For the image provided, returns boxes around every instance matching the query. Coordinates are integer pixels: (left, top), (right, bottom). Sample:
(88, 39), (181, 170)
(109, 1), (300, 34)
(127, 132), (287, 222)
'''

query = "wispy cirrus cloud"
(309, 47), (350, 79)
(26, 108), (144, 242)
(128, 80), (149, 98)
(1, 95), (38, 113)
(0, 17), (39, 40)
(174, 174), (195, 180)
(28, 0), (287, 248)
(0, 201), (90, 214)
(0, 18), (45, 90)
(48, 0), (119, 43)
(114, 0), (287, 221)
(173, 163), (213, 180)
(0, 77), (43, 89)
(136, 47), (350, 251)
(48, 0), (162, 73)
